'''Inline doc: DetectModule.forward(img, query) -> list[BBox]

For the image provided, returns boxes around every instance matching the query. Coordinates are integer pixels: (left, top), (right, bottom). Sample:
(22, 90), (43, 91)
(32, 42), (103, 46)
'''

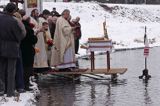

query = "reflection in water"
(90, 83), (96, 106)
(143, 80), (152, 106)
(74, 80), (115, 106)
(37, 77), (127, 106)
(104, 83), (114, 106)
(37, 77), (77, 106)
(37, 47), (160, 106)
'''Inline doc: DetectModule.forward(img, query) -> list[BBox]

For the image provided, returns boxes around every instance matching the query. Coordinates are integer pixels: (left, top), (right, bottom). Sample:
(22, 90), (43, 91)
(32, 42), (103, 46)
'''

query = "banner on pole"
(143, 27), (149, 57)
(144, 46), (149, 57)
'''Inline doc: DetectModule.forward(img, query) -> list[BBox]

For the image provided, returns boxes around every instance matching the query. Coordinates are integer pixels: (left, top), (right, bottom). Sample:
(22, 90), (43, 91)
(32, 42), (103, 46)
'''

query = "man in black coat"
(0, 3), (26, 97)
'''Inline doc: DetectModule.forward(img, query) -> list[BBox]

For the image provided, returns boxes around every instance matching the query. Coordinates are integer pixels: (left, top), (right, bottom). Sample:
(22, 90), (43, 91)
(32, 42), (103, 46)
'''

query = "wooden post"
(93, 52), (95, 70)
(107, 51), (110, 70)
(91, 52), (95, 72)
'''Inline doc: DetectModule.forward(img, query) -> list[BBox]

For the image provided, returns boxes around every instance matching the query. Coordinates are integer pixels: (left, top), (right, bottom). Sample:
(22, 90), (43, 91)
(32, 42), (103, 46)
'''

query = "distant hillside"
(99, 4), (160, 23)
(43, 2), (160, 52)
(43, 0), (160, 4)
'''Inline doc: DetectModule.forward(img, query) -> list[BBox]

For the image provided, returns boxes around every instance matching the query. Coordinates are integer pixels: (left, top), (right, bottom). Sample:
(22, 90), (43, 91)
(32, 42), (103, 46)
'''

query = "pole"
(144, 26), (147, 70)
(145, 57), (147, 69)
(107, 51), (110, 70)
(139, 26), (151, 80)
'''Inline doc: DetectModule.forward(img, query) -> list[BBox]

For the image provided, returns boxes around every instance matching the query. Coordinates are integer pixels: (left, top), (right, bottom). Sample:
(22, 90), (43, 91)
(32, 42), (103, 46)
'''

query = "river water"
(36, 47), (160, 106)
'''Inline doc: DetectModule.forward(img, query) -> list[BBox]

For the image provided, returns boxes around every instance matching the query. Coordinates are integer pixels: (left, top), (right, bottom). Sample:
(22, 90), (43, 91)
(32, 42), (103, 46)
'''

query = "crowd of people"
(0, 2), (82, 97)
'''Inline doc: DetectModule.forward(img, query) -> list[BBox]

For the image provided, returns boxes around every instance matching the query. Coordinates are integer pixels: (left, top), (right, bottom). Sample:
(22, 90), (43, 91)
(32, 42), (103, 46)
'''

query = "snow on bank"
(43, 2), (160, 55)
(0, 80), (39, 106)
(0, 93), (35, 106)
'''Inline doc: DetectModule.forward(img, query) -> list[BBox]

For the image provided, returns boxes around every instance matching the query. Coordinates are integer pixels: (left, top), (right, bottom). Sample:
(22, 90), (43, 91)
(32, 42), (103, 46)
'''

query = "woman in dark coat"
(20, 17), (37, 91)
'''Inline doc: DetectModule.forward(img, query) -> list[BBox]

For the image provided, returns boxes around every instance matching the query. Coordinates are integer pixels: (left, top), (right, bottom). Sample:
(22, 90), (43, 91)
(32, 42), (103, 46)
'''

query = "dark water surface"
(36, 47), (160, 106)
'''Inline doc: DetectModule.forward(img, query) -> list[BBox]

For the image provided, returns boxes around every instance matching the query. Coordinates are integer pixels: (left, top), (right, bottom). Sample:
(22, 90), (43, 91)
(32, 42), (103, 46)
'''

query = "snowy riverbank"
(0, 1), (160, 106)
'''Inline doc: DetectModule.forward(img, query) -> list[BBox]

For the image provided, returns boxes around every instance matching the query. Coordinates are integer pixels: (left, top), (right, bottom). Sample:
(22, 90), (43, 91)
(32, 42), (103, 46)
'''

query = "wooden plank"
(88, 37), (105, 41)
(82, 74), (108, 80)
(47, 68), (127, 75)
(88, 40), (111, 43)
(88, 46), (112, 48)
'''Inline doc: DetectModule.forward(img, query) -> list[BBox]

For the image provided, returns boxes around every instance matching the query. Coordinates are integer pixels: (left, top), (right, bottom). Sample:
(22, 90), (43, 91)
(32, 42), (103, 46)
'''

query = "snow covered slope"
(43, 2), (160, 54)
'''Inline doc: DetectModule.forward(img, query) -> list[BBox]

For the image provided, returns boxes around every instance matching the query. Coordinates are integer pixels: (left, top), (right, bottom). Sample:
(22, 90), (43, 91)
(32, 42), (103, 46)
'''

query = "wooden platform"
(47, 68), (127, 75)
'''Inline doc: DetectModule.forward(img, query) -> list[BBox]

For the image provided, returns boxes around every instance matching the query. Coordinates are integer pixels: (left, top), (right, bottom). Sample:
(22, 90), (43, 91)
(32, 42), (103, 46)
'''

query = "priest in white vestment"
(51, 9), (76, 70)
(30, 9), (52, 68)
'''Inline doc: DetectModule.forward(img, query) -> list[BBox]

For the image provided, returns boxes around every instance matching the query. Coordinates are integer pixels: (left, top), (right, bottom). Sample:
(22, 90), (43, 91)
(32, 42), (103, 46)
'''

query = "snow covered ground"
(44, 2), (160, 55)
(0, 1), (160, 106)
(0, 79), (39, 106)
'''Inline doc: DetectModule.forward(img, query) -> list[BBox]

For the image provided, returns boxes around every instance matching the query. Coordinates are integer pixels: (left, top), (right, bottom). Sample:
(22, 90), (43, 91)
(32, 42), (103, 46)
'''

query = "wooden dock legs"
(106, 51), (117, 81)
(90, 51), (119, 81)
(91, 52), (95, 71)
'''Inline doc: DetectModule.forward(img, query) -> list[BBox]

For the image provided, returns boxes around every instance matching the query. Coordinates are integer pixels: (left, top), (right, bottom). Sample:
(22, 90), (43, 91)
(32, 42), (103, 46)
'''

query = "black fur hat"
(4, 2), (16, 13)
(42, 9), (50, 15)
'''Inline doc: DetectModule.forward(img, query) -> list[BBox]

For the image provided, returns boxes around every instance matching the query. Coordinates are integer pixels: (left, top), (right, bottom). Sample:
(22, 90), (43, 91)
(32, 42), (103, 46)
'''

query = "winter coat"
(0, 12), (25, 58)
(74, 22), (81, 39)
(21, 20), (37, 67)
